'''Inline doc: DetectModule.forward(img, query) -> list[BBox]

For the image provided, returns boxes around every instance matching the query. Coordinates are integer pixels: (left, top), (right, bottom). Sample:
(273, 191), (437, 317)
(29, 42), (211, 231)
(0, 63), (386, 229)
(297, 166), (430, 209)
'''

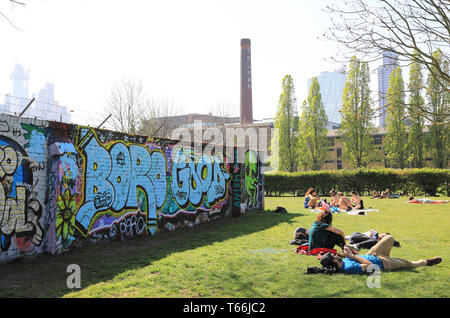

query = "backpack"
(274, 206), (287, 214)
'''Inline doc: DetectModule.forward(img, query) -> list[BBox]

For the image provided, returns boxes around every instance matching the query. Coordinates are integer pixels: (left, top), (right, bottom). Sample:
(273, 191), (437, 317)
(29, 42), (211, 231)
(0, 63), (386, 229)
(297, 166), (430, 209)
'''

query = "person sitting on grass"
(338, 192), (354, 211)
(309, 235), (441, 275)
(381, 188), (391, 198)
(304, 188), (321, 209)
(329, 190), (339, 207)
(407, 196), (450, 204)
(372, 190), (381, 198)
(350, 191), (364, 209)
(308, 210), (346, 252)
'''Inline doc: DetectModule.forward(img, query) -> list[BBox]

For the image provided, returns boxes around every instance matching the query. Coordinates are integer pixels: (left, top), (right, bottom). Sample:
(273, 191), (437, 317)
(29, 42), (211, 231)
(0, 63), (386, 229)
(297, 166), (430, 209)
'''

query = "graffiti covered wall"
(0, 114), (264, 263)
(0, 114), (48, 263)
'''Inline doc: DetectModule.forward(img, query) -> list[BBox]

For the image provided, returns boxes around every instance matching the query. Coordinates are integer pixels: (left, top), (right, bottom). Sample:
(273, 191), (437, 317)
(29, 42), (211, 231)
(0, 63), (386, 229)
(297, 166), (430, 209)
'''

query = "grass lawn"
(0, 196), (449, 298)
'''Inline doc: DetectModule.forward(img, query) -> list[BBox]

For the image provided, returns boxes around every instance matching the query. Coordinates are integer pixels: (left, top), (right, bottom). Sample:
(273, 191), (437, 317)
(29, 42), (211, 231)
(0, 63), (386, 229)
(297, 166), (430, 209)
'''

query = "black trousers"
(322, 231), (346, 249)
(349, 232), (400, 249)
(354, 238), (378, 249)
(349, 232), (377, 249)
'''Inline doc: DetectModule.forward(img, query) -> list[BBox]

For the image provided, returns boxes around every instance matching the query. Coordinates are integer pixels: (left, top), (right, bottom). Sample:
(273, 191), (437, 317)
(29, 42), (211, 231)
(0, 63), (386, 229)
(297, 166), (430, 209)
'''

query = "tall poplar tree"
(385, 66), (408, 168)
(407, 51), (425, 168)
(339, 57), (375, 168)
(298, 77), (329, 170)
(272, 75), (299, 172)
(426, 49), (449, 169)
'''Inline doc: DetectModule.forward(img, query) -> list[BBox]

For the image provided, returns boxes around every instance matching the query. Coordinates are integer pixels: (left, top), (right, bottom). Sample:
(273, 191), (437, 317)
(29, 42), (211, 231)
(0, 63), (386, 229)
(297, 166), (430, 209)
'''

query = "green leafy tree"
(339, 57), (375, 168)
(407, 51), (425, 168)
(298, 78), (329, 170)
(385, 66), (408, 168)
(426, 49), (449, 169)
(272, 75), (299, 172)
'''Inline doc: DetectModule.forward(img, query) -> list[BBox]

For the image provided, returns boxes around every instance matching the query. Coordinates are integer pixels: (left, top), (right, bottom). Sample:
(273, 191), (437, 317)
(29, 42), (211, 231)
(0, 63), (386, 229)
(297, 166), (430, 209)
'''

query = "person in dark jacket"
(347, 231), (400, 251)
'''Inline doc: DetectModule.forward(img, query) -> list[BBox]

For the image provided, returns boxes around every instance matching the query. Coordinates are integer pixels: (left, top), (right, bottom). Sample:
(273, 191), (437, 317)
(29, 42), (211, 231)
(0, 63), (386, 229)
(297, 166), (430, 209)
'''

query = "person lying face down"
(346, 231), (400, 251)
(407, 196), (450, 204)
(312, 235), (441, 275)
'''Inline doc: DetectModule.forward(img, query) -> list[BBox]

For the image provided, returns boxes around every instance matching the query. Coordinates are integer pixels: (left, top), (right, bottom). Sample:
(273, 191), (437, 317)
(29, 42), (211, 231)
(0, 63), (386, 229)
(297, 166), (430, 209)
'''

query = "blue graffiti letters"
(76, 130), (165, 234)
(171, 147), (230, 209)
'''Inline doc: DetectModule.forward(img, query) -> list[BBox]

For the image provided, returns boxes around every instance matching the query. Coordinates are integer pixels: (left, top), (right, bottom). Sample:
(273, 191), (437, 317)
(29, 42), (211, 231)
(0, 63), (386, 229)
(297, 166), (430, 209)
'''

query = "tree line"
(272, 49), (449, 172)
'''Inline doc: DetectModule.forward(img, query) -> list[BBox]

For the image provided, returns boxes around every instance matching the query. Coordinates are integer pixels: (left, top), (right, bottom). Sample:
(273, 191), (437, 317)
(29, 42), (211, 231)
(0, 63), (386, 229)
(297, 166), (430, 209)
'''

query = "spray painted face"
(245, 151), (258, 208)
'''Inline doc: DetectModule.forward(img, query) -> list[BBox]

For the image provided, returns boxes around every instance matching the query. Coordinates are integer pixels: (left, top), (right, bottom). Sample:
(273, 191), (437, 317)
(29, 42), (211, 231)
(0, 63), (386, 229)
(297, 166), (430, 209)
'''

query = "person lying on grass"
(307, 234), (441, 275)
(308, 210), (347, 252)
(346, 231), (400, 251)
(407, 196), (450, 204)
(293, 228), (400, 251)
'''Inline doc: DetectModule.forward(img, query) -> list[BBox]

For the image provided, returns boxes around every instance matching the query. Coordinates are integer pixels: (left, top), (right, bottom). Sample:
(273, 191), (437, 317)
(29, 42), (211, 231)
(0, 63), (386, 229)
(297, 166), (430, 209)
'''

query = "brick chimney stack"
(240, 38), (253, 124)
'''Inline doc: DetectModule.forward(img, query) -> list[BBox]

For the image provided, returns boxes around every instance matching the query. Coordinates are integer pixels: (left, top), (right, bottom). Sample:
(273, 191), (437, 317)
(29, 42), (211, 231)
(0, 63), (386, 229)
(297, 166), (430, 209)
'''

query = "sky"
(1, 0), (350, 127)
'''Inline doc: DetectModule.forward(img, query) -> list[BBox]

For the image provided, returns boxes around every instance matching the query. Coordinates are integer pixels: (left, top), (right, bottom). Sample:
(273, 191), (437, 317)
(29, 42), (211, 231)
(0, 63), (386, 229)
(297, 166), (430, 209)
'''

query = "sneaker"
(426, 257), (442, 266)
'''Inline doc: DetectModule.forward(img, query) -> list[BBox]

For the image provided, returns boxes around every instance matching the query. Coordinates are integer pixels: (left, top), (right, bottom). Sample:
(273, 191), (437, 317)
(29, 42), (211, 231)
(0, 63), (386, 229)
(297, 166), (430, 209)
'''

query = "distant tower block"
(240, 38), (253, 124)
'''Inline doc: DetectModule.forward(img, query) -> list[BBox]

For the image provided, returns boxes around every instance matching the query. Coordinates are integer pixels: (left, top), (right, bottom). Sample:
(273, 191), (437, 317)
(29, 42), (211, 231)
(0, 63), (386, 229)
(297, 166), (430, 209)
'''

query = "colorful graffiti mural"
(0, 113), (264, 264)
(74, 128), (161, 239)
(0, 116), (48, 263)
(244, 150), (263, 210)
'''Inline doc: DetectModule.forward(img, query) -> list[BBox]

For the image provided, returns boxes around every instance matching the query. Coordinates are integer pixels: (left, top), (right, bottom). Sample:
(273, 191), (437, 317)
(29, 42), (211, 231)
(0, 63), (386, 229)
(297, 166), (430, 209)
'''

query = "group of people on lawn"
(304, 188), (364, 212)
(298, 189), (442, 275)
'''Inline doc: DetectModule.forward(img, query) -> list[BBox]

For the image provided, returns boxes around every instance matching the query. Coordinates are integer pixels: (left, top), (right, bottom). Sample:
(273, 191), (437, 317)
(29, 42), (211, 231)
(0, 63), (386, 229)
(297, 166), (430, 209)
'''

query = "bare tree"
(324, 0), (449, 85)
(105, 76), (148, 135)
(324, 0), (449, 124)
(1, 0), (27, 30)
(138, 98), (179, 138)
(209, 100), (238, 125)
(207, 100), (239, 146)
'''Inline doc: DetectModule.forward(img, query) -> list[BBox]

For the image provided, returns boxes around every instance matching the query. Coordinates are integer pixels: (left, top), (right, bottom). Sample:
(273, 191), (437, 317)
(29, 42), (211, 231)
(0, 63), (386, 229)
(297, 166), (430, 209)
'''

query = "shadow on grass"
(0, 210), (300, 298)
(301, 268), (424, 298)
